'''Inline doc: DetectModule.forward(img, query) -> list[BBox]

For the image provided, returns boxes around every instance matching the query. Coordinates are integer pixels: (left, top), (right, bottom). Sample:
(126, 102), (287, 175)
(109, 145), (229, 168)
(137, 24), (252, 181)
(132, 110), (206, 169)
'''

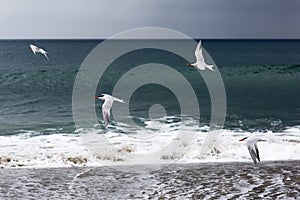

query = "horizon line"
(0, 38), (300, 40)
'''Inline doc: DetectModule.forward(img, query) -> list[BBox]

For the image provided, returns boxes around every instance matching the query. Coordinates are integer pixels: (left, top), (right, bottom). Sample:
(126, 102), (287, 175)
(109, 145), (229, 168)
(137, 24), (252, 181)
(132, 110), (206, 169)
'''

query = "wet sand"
(0, 161), (299, 199)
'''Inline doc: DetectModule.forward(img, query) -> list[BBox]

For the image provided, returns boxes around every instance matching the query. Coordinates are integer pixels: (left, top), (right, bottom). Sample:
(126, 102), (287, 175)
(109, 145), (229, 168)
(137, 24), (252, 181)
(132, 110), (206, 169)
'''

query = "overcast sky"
(0, 0), (299, 39)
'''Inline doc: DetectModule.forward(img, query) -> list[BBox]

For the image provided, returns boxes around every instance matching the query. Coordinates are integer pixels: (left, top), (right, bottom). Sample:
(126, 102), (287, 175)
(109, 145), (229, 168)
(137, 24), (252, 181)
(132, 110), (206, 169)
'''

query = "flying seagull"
(95, 94), (125, 127)
(29, 44), (49, 60)
(187, 40), (214, 71)
(239, 136), (266, 164)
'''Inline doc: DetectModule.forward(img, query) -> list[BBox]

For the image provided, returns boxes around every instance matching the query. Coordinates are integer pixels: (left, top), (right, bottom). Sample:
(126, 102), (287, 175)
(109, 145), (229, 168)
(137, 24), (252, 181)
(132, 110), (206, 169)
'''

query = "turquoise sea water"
(0, 40), (299, 135)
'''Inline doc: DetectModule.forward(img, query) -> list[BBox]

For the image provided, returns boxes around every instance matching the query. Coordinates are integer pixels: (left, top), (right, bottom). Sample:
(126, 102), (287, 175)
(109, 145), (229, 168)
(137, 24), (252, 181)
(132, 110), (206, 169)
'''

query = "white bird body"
(240, 136), (266, 164)
(30, 44), (49, 60)
(188, 40), (214, 71)
(95, 94), (125, 127)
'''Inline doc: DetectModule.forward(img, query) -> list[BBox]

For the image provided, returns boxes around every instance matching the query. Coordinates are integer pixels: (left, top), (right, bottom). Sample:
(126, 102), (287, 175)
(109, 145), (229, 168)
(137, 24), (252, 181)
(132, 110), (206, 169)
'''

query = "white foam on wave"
(0, 132), (100, 168)
(81, 120), (300, 165)
(192, 129), (300, 163)
(1, 123), (300, 168)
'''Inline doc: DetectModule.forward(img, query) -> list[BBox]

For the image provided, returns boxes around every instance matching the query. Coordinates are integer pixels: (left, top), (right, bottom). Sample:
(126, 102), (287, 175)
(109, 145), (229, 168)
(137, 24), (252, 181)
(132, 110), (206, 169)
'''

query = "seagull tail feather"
(206, 64), (215, 72)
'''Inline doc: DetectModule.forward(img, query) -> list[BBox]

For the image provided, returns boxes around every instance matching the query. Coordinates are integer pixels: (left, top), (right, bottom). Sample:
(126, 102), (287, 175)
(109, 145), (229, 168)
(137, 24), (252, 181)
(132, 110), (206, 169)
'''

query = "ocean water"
(0, 40), (300, 198)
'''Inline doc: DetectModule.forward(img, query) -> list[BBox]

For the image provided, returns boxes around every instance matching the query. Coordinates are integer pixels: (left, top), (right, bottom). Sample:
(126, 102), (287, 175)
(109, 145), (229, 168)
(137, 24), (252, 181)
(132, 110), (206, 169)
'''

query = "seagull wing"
(254, 143), (260, 162)
(204, 64), (215, 72)
(195, 40), (205, 63)
(247, 144), (258, 164)
(112, 96), (125, 104)
(102, 109), (110, 127)
(102, 99), (113, 127)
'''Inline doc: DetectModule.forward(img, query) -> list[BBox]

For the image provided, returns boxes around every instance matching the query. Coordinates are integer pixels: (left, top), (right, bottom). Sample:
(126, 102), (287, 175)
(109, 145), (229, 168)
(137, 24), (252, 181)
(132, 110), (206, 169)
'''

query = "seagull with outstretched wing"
(95, 94), (125, 127)
(239, 136), (266, 164)
(30, 44), (49, 60)
(187, 40), (214, 71)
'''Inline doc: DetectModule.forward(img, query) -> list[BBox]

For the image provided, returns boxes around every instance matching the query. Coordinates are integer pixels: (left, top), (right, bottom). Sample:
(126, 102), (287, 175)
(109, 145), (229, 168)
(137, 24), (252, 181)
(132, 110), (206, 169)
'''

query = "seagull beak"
(96, 95), (105, 100)
(239, 137), (247, 141)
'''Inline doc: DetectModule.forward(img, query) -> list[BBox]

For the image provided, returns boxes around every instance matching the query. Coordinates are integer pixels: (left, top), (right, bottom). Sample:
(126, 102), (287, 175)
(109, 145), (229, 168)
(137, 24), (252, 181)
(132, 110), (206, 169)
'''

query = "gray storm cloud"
(0, 0), (299, 39)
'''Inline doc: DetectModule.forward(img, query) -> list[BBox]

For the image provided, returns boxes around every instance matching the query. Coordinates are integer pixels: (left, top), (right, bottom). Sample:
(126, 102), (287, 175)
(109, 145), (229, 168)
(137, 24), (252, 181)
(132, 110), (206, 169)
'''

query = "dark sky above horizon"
(0, 0), (299, 39)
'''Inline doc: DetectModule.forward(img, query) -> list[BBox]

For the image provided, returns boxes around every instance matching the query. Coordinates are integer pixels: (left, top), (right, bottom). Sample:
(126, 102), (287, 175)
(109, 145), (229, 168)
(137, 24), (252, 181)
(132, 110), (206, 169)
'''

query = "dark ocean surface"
(0, 40), (300, 135)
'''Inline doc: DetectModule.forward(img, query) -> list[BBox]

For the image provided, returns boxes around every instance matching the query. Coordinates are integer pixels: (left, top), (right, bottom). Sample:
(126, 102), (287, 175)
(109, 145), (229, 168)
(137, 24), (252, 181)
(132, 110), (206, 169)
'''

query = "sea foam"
(1, 124), (299, 168)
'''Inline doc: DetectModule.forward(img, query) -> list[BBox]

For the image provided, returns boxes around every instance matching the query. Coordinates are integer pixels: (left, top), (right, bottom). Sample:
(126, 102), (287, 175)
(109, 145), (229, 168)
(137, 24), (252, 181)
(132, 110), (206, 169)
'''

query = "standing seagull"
(29, 44), (49, 60)
(95, 94), (125, 127)
(187, 40), (214, 71)
(239, 136), (266, 164)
